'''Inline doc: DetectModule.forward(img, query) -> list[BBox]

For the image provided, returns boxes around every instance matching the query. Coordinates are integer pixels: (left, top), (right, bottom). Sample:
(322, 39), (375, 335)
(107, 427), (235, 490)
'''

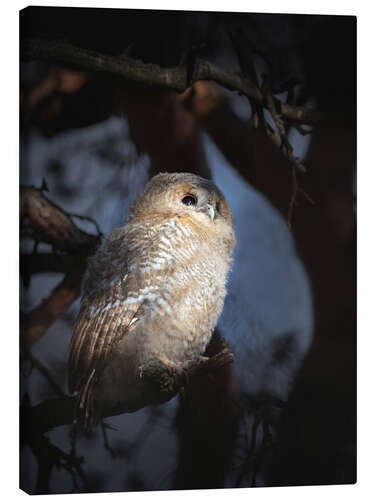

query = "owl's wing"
(68, 280), (142, 395)
(68, 227), (153, 427)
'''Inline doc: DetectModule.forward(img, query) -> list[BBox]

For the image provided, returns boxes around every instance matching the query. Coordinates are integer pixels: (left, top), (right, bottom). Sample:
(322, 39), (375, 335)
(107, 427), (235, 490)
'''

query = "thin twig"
(298, 187), (316, 206)
(26, 352), (66, 397)
(287, 166), (298, 228)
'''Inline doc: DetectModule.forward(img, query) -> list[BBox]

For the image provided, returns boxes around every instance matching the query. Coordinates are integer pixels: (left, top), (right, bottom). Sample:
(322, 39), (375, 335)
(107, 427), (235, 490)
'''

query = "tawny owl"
(69, 172), (235, 429)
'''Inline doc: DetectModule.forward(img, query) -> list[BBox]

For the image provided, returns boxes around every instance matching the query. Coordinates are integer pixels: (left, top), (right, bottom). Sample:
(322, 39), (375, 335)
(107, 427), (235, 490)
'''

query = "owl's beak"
(206, 204), (215, 221)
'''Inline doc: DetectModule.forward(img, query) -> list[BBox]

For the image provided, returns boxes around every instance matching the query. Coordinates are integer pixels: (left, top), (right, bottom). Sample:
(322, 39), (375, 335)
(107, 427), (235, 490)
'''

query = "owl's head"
(129, 172), (234, 229)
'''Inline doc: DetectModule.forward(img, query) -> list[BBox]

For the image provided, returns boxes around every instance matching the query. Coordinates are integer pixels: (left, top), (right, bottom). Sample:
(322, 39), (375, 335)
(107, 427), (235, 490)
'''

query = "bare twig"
(26, 351), (66, 397)
(263, 80), (306, 174)
(34, 434), (86, 493)
(294, 124), (313, 136)
(287, 166), (298, 228)
(100, 421), (118, 458)
(228, 29), (266, 132)
(20, 395), (87, 494)
(228, 29), (309, 181)
(298, 187), (316, 206)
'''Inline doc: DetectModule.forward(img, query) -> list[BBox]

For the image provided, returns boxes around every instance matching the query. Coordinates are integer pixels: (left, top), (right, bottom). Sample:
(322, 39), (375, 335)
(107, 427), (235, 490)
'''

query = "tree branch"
(23, 336), (234, 436)
(21, 265), (85, 351)
(26, 351), (66, 397)
(20, 186), (99, 253)
(20, 186), (101, 350)
(182, 81), (315, 219)
(20, 396), (86, 494)
(21, 37), (324, 126)
(21, 252), (79, 277)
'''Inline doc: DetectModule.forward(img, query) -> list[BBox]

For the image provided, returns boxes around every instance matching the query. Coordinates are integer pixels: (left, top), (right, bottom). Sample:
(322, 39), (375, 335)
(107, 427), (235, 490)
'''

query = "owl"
(69, 172), (235, 429)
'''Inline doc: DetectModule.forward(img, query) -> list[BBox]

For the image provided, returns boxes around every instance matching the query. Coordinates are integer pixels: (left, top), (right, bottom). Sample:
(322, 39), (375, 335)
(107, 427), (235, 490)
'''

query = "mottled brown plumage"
(69, 172), (235, 429)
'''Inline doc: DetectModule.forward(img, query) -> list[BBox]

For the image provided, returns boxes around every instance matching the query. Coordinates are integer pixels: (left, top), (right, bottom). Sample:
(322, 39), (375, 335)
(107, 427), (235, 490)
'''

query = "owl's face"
(130, 173), (233, 228)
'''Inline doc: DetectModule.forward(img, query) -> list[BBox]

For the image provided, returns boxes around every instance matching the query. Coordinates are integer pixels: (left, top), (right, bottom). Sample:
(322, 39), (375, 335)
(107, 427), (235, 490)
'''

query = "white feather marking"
(122, 290), (158, 306)
(128, 317), (138, 327)
(156, 297), (172, 315)
(159, 235), (172, 247)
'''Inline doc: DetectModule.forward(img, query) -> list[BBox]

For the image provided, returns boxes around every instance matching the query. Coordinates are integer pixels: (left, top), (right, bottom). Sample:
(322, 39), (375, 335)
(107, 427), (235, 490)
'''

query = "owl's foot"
(159, 356), (216, 394)
(138, 343), (234, 404)
(158, 357), (191, 388)
(138, 357), (189, 397)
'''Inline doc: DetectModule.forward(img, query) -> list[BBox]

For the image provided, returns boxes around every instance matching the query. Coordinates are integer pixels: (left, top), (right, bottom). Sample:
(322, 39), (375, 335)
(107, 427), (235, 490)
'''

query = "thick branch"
(21, 37), (324, 125)
(21, 263), (85, 350)
(20, 186), (99, 253)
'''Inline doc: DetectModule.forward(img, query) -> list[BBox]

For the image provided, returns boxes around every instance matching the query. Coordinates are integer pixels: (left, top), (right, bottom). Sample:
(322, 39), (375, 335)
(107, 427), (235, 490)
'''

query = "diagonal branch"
(20, 264), (86, 351)
(20, 186), (99, 253)
(26, 351), (66, 397)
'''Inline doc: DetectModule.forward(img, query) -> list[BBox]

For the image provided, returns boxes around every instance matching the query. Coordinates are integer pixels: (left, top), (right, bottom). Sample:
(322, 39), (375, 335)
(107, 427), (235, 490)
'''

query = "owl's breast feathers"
(69, 213), (232, 427)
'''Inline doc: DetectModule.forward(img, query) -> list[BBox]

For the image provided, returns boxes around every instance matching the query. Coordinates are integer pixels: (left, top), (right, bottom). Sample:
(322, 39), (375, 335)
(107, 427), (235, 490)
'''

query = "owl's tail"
(74, 368), (99, 432)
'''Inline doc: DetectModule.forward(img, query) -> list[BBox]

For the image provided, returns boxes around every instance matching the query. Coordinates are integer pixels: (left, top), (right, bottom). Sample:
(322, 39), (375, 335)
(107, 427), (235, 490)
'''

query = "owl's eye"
(181, 194), (197, 206)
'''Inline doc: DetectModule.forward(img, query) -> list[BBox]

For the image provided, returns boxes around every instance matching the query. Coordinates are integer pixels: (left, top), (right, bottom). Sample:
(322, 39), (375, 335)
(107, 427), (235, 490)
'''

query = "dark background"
(19, 7), (356, 493)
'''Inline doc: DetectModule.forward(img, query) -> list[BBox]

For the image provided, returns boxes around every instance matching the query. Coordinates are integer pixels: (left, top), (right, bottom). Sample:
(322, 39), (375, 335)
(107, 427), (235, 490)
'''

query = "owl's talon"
(158, 357), (191, 388)
(196, 355), (210, 366)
